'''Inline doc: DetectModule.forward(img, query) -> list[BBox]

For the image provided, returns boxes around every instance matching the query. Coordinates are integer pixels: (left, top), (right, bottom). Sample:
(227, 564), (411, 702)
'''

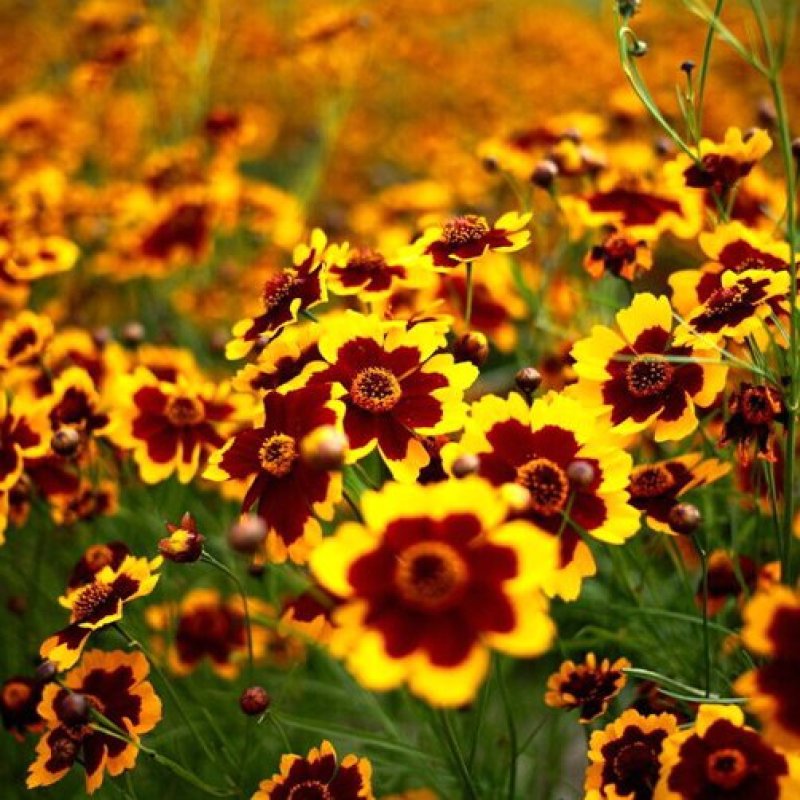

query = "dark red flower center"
(394, 541), (468, 612)
(259, 433), (298, 477)
(7, 328), (38, 361)
(286, 782), (332, 800)
(262, 272), (298, 312)
(603, 234), (638, 261)
(516, 457), (569, 515)
(741, 385), (779, 425)
(737, 256), (765, 271)
(629, 464), (675, 498)
(442, 215), (489, 246)
(625, 356), (674, 398)
(2, 681), (31, 710)
(704, 284), (747, 319)
(72, 582), (114, 622)
(613, 740), (657, 783)
(350, 367), (402, 413)
(347, 248), (387, 273)
(164, 395), (204, 426)
(706, 748), (748, 789)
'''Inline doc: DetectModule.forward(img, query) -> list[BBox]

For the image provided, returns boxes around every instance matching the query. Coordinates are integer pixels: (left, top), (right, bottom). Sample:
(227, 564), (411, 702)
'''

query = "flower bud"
(51, 427), (82, 458)
(91, 326), (112, 348)
(121, 321), (145, 347)
(792, 138), (800, 160)
(159, 512), (205, 563)
(669, 503), (702, 535)
(239, 686), (271, 716)
(452, 454), (480, 479)
(531, 160), (559, 189)
(55, 692), (90, 726)
(680, 60), (695, 76)
(481, 156), (499, 173)
(515, 366), (542, 397)
(452, 331), (489, 368)
(300, 426), (348, 471)
(228, 514), (267, 554)
(567, 459), (596, 489)
(35, 660), (57, 684)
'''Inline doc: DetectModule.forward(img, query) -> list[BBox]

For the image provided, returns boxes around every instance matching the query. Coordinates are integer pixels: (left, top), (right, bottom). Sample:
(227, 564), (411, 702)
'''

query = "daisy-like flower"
(327, 246), (409, 298)
(311, 478), (557, 707)
(45, 366), (111, 453)
(673, 269), (789, 346)
(655, 705), (800, 800)
(720, 383), (786, 464)
(701, 552), (770, 616)
(1, 676), (43, 741)
(40, 554), (161, 671)
(570, 293), (727, 441)
(585, 226), (652, 281)
(0, 393), (48, 494)
(670, 222), (789, 319)
(298, 311), (478, 482)
(145, 588), (277, 679)
(227, 229), (343, 359)
(253, 740), (373, 800)
(0, 310), (53, 371)
(279, 585), (339, 646)
(545, 653), (630, 722)
(27, 650), (161, 795)
(682, 128), (772, 193)
(50, 479), (118, 526)
(66, 541), (131, 590)
(628, 454), (730, 535)
(442, 392), (639, 601)
(413, 211), (531, 270)
(734, 585), (800, 750)
(110, 368), (241, 484)
(585, 709), (678, 800)
(204, 384), (345, 563)
(0, 235), (78, 283)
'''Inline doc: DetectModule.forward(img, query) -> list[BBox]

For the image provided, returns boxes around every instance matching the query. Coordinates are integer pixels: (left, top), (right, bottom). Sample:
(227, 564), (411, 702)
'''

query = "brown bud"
(6, 595), (27, 616)
(55, 692), (90, 726)
(669, 503), (701, 535)
(36, 660), (57, 684)
(757, 97), (777, 128)
(654, 136), (674, 157)
(452, 331), (489, 368)
(452, 453), (480, 479)
(91, 326), (112, 348)
(51, 427), (82, 458)
(9, 474), (32, 504)
(248, 562), (266, 578)
(227, 514), (267, 554)
(481, 156), (500, 173)
(209, 328), (228, 354)
(300, 426), (348, 471)
(792, 138), (800, 160)
(515, 366), (542, 397)
(530, 160), (559, 189)
(239, 686), (270, 716)
(121, 321), (145, 347)
(566, 459), (596, 489)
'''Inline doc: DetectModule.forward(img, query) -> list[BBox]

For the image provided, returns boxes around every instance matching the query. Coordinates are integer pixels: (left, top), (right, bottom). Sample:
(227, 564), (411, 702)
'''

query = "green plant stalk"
(464, 261), (475, 327)
(436, 709), (480, 800)
(690, 533), (712, 697)
(495, 656), (519, 800)
(694, 0), (726, 140)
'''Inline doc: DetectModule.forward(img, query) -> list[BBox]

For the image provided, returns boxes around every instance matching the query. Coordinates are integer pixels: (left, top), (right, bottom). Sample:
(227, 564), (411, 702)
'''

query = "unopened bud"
(680, 60), (695, 76)
(531, 160), (559, 189)
(121, 321), (145, 347)
(792, 138), (800, 160)
(452, 331), (489, 368)
(6, 595), (26, 616)
(452, 454), (480, 479)
(227, 514), (267, 554)
(669, 503), (702, 535)
(159, 512), (204, 563)
(91, 326), (112, 348)
(51, 427), (82, 458)
(481, 156), (499, 173)
(300, 426), (348, 471)
(566, 459), (596, 489)
(515, 366), (542, 397)
(36, 660), (57, 684)
(55, 692), (90, 726)
(239, 686), (270, 716)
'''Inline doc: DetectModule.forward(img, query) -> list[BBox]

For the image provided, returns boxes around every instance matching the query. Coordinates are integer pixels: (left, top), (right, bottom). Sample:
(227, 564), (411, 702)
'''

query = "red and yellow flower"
(443, 391), (639, 600)
(204, 383), (345, 563)
(570, 293), (727, 441)
(27, 650), (161, 794)
(327, 245), (410, 298)
(0, 310), (53, 371)
(311, 477), (557, 707)
(585, 226), (652, 282)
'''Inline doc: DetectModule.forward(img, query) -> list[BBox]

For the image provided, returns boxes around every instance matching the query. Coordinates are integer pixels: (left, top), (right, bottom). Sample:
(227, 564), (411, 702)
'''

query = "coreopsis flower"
(570, 293), (727, 441)
(585, 709), (678, 800)
(158, 512), (204, 563)
(311, 478), (557, 707)
(674, 269), (789, 346)
(0, 235), (78, 283)
(682, 128), (772, 193)
(735, 585), (800, 750)
(700, 552), (763, 616)
(327, 246), (409, 298)
(110, 368), (240, 484)
(40, 554), (161, 671)
(545, 653), (630, 722)
(298, 311), (478, 482)
(50, 479), (118, 526)
(227, 229), (341, 359)
(0, 310), (53, 371)
(204, 384), (345, 563)
(252, 740), (374, 800)
(66, 541), (130, 590)
(670, 222), (790, 318)
(0, 394), (48, 493)
(655, 705), (800, 800)
(442, 392), (639, 601)
(145, 588), (277, 678)
(720, 383), (786, 464)
(1, 677), (43, 740)
(585, 226), (652, 281)
(628, 454), (730, 535)
(27, 650), (162, 794)
(279, 586), (339, 646)
(413, 211), (531, 270)
(45, 366), (110, 452)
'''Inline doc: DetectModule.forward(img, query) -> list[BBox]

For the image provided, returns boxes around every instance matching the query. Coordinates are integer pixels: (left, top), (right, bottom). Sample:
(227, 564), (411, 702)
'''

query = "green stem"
(690, 533), (712, 697)
(695, 0), (725, 140)
(464, 261), (475, 327)
(436, 709), (480, 800)
(495, 656), (518, 800)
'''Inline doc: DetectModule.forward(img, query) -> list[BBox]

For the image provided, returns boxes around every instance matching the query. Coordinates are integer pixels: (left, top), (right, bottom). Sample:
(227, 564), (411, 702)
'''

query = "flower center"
(704, 285), (747, 318)
(613, 741), (655, 783)
(442, 214), (489, 246)
(259, 433), (298, 477)
(737, 256), (765, 272)
(395, 541), (468, 612)
(347, 248), (387, 273)
(262, 271), (298, 312)
(707, 748), (749, 789)
(72, 582), (114, 622)
(629, 464), (675, 498)
(604, 234), (637, 261)
(164, 395), (204, 426)
(516, 458), (570, 515)
(625, 356), (674, 398)
(2, 681), (31, 709)
(741, 385), (779, 425)
(286, 782), (332, 800)
(350, 367), (402, 413)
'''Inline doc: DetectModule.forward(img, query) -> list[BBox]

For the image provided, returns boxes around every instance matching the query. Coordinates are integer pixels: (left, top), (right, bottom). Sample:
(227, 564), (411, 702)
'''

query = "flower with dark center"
(350, 367), (402, 413)
(545, 653), (630, 722)
(516, 457), (570, 515)
(721, 382), (786, 464)
(327, 246), (407, 298)
(585, 227), (651, 281)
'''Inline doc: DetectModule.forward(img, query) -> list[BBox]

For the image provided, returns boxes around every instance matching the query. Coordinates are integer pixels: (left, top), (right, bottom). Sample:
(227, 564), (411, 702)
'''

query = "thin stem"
(695, 0), (725, 140)
(437, 709), (480, 800)
(690, 533), (712, 698)
(495, 656), (519, 800)
(464, 261), (475, 327)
